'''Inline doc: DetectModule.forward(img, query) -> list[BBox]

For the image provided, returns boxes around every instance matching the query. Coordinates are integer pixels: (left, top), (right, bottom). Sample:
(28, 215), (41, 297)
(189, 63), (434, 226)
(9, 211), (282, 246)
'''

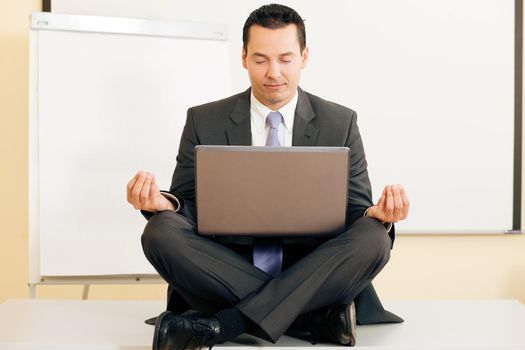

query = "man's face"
(242, 24), (308, 110)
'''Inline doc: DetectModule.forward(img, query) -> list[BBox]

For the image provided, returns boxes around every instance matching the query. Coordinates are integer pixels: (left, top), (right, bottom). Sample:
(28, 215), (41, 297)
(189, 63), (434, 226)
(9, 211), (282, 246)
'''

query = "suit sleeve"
(345, 111), (395, 245)
(168, 108), (199, 222)
(345, 110), (373, 221)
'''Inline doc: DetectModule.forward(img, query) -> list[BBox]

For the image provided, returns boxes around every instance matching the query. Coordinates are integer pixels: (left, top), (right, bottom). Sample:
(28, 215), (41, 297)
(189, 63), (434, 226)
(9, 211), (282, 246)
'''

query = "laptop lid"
(195, 146), (350, 236)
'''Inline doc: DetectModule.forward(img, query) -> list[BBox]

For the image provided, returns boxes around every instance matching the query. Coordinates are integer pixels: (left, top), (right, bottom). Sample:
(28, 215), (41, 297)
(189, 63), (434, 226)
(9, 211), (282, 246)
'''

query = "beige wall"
(1, 1), (524, 304)
(1, 0), (38, 301)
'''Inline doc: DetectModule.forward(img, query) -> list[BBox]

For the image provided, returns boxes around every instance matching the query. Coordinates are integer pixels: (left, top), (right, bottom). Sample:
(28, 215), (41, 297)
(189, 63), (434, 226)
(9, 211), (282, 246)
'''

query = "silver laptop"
(195, 145), (350, 236)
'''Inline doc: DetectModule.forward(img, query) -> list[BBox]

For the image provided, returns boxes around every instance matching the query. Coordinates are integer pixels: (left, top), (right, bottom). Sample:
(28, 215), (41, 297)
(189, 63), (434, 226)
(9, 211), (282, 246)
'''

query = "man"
(127, 4), (409, 349)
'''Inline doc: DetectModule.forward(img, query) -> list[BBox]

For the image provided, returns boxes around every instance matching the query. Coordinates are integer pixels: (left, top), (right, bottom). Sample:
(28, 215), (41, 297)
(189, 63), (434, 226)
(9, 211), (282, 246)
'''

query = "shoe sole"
(334, 303), (356, 346)
(338, 302), (356, 346)
(152, 311), (168, 350)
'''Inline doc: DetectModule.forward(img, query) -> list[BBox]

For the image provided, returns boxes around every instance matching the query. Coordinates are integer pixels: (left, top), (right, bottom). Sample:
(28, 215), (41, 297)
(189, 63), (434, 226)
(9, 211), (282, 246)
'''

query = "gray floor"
(0, 299), (524, 349)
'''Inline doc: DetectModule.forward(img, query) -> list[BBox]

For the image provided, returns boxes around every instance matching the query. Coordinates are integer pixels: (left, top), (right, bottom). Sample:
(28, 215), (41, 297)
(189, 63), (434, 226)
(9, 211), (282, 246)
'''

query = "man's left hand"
(366, 184), (409, 224)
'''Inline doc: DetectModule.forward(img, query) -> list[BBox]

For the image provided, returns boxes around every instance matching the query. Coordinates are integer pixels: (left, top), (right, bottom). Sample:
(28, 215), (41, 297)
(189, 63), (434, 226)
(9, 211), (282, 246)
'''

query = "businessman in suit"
(127, 4), (409, 349)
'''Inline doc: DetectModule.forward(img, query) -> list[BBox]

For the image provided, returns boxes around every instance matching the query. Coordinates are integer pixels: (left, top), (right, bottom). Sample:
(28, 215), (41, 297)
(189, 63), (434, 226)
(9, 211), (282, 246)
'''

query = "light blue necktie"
(253, 111), (284, 277)
(265, 111), (282, 147)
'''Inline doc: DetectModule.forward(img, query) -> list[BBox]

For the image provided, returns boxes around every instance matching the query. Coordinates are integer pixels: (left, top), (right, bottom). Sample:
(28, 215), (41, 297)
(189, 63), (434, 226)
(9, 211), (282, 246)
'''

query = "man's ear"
(301, 46), (309, 69)
(242, 48), (248, 69)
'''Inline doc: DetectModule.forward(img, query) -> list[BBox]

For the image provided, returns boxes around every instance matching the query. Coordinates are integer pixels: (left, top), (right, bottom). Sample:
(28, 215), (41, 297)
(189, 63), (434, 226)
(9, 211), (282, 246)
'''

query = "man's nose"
(267, 61), (281, 79)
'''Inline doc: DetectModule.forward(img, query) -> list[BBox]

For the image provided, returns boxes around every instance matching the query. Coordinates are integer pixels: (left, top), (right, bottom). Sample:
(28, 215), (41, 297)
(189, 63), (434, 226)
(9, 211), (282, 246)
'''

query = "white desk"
(0, 299), (524, 349)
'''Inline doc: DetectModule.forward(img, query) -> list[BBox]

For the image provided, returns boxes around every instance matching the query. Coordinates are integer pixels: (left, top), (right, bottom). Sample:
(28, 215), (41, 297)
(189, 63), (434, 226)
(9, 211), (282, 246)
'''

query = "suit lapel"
(225, 88), (252, 145)
(292, 88), (319, 146)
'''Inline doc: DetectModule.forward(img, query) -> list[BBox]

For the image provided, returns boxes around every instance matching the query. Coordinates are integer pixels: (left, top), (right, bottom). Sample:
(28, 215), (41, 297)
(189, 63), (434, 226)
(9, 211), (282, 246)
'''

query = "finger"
(151, 173), (158, 189)
(392, 184), (403, 221)
(377, 186), (387, 208)
(130, 171), (149, 209)
(149, 174), (157, 197)
(148, 174), (160, 205)
(126, 171), (143, 203)
(400, 185), (410, 219)
(140, 174), (153, 208)
(385, 185), (394, 221)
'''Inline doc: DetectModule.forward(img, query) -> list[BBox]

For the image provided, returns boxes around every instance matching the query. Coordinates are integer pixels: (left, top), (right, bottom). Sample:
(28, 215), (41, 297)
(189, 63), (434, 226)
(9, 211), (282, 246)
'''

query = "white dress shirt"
(249, 91), (297, 147)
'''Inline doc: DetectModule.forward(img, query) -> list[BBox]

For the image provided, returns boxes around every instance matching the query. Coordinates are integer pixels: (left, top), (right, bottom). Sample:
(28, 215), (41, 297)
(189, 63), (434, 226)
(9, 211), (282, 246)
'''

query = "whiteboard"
(48, 0), (517, 234)
(29, 13), (231, 277)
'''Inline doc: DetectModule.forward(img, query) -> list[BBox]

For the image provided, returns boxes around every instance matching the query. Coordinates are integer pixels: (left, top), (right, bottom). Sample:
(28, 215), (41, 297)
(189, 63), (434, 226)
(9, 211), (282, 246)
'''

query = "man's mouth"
(264, 83), (286, 89)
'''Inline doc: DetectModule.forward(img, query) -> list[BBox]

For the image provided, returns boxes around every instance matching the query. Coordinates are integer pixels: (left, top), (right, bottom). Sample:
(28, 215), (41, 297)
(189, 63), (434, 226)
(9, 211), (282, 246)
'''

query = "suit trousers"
(141, 210), (392, 342)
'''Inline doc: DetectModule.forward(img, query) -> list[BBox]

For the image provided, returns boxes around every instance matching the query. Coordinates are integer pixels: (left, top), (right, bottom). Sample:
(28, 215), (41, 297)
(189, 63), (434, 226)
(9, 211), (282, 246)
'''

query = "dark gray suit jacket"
(157, 87), (403, 325)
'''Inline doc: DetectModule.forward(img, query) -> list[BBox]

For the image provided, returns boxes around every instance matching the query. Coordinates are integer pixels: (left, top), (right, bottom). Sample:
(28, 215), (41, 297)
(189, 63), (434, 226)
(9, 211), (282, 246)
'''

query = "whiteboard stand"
(28, 12), (231, 298)
(28, 275), (165, 299)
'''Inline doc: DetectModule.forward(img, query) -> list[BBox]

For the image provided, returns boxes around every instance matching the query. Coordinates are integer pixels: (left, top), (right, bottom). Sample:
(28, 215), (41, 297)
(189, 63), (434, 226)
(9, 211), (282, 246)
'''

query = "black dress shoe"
(144, 310), (198, 326)
(153, 311), (221, 350)
(301, 302), (357, 346)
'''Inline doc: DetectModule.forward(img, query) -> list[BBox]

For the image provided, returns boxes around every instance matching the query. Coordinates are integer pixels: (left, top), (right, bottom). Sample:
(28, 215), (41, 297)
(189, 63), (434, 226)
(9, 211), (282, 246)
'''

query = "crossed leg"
(141, 210), (391, 342)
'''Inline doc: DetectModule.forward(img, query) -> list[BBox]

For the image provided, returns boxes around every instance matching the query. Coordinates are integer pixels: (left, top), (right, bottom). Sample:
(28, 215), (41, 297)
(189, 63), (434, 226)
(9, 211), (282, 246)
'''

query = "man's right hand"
(127, 171), (176, 213)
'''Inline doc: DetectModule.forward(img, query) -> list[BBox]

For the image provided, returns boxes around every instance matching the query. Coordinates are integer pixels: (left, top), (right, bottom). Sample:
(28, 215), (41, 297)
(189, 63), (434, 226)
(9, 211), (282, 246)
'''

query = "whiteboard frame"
(31, 12), (228, 41)
(28, 12), (229, 292)
(514, 0), (523, 232)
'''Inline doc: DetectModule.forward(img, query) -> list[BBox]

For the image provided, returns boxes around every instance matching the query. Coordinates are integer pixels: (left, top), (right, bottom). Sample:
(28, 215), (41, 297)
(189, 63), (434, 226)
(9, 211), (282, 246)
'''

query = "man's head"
(242, 4), (308, 110)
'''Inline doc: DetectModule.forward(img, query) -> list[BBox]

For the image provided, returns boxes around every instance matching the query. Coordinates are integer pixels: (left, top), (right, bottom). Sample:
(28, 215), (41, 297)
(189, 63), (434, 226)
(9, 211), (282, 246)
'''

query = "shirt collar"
(250, 90), (298, 132)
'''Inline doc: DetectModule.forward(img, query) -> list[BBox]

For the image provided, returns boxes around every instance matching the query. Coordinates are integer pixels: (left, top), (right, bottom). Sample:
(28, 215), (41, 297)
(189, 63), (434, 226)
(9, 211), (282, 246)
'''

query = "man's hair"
(242, 4), (306, 53)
